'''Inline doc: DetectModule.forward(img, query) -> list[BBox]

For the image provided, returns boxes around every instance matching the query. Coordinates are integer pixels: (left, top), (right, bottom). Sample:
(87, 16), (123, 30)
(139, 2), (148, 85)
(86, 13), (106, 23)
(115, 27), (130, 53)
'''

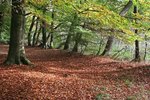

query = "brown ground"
(0, 45), (150, 100)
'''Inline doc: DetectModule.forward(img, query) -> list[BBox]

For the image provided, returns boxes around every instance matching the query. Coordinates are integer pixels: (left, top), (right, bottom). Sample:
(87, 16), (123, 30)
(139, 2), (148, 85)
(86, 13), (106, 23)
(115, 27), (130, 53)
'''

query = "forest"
(0, 0), (150, 99)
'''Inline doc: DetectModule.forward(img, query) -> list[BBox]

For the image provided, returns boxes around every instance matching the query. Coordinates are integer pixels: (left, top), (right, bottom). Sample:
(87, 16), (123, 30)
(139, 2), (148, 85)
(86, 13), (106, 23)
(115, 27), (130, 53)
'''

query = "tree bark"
(32, 17), (39, 46)
(4, 0), (31, 65)
(49, 10), (54, 49)
(101, 36), (114, 56)
(119, 0), (133, 16)
(132, 5), (141, 62)
(101, 0), (133, 56)
(28, 16), (36, 46)
(0, 12), (3, 39)
(64, 14), (78, 50)
(42, 20), (47, 49)
(64, 30), (72, 50)
(35, 25), (42, 45)
(72, 32), (82, 52)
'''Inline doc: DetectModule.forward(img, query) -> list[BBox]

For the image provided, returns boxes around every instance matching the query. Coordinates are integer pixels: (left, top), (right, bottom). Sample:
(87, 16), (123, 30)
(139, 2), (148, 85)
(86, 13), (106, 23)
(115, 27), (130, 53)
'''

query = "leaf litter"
(0, 45), (150, 100)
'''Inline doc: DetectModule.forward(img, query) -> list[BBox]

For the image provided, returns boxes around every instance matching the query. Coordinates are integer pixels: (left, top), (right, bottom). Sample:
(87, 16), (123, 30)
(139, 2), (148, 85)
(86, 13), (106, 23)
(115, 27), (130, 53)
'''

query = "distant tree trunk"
(132, 5), (141, 62)
(32, 17), (39, 46)
(101, 36), (114, 56)
(64, 30), (72, 50)
(28, 16), (36, 46)
(46, 9), (55, 49)
(72, 32), (82, 52)
(0, 12), (3, 39)
(49, 10), (54, 49)
(96, 38), (104, 55)
(72, 22), (85, 52)
(64, 14), (77, 50)
(35, 25), (42, 45)
(101, 0), (133, 56)
(4, 0), (31, 65)
(144, 35), (147, 61)
(119, 0), (133, 16)
(134, 37), (140, 61)
(42, 20), (47, 49)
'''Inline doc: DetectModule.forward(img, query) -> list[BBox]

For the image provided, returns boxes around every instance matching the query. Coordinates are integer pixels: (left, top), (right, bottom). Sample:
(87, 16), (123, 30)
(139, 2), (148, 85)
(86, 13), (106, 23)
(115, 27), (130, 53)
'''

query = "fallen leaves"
(0, 45), (150, 100)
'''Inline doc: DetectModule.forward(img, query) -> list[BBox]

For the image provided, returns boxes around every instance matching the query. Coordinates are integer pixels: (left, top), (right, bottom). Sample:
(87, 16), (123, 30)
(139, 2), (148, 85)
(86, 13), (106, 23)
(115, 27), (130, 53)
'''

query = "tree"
(41, 20), (47, 49)
(64, 13), (78, 50)
(49, 8), (55, 49)
(0, 11), (3, 38)
(27, 15), (36, 46)
(132, 3), (141, 62)
(101, 0), (133, 56)
(101, 36), (114, 56)
(32, 17), (39, 46)
(0, 1), (4, 36)
(4, 0), (31, 65)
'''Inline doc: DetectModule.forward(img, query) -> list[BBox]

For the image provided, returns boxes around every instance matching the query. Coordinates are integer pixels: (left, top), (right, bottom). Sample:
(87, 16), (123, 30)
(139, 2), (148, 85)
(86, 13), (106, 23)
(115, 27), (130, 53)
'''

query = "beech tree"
(0, 11), (3, 38)
(1, 0), (149, 64)
(132, 3), (141, 62)
(101, 0), (133, 56)
(27, 16), (36, 46)
(0, 1), (4, 28)
(4, 0), (31, 65)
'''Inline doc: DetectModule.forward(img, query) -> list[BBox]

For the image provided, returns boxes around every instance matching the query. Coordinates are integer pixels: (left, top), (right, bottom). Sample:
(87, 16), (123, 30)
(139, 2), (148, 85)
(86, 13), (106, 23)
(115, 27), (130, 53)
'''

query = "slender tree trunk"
(32, 17), (39, 46)
(0, 12), (3, 39)
(49, 10), (54, 49)
(101, 36), (114, 56)
(42, 20), (47, 49)
(133, 31), (141, 61)
(132, 5), (141, 62)
(4, 0), (31, 65)
(64, 31), (72, 50)
(119, 0), (133, 16)
(46, 9), (55, 49)
(96, 39), (104, 55)
(72, 32), (82, 52)
(35, 25), (42, 45)
(64, 14), (77, 50)
(28, 16), (36, 46)
(144, 35), (147, 61)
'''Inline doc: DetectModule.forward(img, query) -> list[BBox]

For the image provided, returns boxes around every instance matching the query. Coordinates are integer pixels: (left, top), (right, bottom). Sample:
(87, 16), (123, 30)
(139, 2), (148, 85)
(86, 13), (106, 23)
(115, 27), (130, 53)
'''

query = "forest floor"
(0, 45), (150, 100)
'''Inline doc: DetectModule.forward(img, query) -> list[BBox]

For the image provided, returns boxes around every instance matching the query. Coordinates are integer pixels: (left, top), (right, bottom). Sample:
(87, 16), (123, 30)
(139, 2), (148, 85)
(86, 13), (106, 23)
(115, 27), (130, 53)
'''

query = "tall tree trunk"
(0, 12), (3, 39)
(35, 25), (42, 45)
(4, 0), (31, 65)
(46, 9), (55, 49)
(64, 14), (77, 50)
(49, 10), (54, 49)
(72, 32), (82, 52)
(28, 16), (36, 46)
(64, 30), (72, 50)
(119, 0), (133, 16)
(144, 35), (147, 61)
(32, 17), (39, 46)
(101, 0), (133, 56)
(101, 36), (114, 56)
(133, 5), (141, 62)
(42, 20), (47, 49)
